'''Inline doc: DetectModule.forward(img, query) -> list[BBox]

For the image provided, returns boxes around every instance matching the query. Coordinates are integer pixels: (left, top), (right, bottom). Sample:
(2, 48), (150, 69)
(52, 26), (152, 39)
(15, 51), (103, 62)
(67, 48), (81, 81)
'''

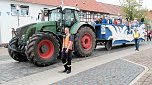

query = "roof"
(74, 0), (108, 13)
(13, 0), (61, 6)
(98, 2), (121, 15)
(13, 0), (108, 13)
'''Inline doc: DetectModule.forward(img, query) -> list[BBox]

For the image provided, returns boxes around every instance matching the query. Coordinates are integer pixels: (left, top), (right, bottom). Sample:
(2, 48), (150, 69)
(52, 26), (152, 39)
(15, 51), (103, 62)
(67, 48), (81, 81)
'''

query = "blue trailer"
(95, 23), (145, 50)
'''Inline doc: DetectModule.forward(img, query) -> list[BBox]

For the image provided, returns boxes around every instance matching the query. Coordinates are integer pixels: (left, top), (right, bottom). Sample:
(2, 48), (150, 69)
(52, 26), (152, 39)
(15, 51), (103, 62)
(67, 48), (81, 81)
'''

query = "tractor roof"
(62, 6), (80, 11)
(47, 6), (80, 11)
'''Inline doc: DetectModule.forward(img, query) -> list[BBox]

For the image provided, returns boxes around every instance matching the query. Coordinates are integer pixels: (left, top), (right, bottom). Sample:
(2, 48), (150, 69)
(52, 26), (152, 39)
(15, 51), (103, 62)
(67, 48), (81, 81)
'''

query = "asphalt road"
(0, 41), (150, 84)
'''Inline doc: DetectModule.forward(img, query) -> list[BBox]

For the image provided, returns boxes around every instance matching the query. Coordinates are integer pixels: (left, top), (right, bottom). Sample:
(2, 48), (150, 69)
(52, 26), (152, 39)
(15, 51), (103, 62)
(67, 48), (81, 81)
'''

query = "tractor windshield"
(49, 9), (61, 21)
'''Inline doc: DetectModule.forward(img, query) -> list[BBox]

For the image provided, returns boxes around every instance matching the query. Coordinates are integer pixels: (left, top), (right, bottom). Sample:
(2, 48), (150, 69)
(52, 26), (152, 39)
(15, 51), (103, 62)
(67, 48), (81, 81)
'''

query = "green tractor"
(8, 6), (96, 66)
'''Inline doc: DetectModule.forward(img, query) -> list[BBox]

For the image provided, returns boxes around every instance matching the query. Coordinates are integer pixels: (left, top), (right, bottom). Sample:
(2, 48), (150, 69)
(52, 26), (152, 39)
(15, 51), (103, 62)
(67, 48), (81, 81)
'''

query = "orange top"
(63, 34), (73, 50)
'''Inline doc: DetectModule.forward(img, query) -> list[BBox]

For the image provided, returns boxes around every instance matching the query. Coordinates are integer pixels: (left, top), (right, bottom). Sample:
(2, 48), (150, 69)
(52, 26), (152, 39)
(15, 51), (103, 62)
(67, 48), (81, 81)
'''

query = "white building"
(0, 0), (121, 45)
(0, 0), (54, 44)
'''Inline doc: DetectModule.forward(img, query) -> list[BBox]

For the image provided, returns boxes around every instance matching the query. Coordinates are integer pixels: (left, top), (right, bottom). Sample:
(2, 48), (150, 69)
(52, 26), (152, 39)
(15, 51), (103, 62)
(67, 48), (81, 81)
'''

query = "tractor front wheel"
(74, 26), (95, 57)
(8, 37), (28, 62)
(26, 32), (60, 66)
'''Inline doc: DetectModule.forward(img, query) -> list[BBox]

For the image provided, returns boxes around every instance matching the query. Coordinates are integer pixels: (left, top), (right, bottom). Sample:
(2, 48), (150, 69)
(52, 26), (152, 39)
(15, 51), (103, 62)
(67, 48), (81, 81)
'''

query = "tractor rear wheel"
(74, 26), (95, 57)
(122, 43), (126, 47)
(105, 40), (112, 51)
(26, 32), (60, 67)
(8, 37), (28, 62)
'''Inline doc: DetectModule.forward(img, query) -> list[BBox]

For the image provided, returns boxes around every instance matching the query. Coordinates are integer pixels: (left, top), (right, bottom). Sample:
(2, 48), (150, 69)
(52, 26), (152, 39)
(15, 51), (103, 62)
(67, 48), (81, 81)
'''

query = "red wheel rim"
(38, 40), (54, 59)
(81, 33), (92, 50)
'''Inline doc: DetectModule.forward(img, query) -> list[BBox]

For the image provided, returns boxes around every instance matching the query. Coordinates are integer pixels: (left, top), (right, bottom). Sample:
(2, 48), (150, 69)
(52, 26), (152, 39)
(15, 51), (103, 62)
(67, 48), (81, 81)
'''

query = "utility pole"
(16, 5), (20, 27)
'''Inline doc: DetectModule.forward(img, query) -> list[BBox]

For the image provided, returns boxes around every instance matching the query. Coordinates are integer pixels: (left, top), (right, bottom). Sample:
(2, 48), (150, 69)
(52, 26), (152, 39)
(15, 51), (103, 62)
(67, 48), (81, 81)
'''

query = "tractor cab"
(43, 6), (80, 29)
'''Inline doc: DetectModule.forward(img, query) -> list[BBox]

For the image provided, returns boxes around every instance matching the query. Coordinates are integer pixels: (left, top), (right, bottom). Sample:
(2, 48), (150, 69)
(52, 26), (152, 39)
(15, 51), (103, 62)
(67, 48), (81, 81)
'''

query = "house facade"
(0, 0), (55, 44)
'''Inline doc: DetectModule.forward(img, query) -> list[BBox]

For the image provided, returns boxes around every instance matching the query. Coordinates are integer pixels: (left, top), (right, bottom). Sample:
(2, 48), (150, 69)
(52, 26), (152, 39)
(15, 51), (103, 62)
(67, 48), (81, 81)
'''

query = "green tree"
(120, 0), (148, 22)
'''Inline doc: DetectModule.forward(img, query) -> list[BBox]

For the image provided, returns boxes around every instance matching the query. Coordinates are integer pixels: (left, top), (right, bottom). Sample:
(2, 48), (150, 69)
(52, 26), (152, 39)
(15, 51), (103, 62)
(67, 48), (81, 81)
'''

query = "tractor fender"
(40, 31), (62, 47)
(70, 23), (95, 34)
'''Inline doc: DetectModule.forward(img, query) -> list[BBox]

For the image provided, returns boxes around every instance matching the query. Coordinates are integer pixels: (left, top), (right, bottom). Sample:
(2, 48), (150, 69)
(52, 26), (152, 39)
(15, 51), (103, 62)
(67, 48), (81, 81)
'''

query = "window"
(11, 4), (18, 15)
(91, 13), (94, 19)
(11, 4), (29, 16)
(20, 5), (29, 16)
(79, 11), (83, 19)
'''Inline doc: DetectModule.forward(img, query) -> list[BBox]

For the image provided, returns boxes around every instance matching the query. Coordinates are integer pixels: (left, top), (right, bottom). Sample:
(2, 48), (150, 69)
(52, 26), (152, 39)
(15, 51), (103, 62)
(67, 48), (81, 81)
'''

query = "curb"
(0, 43), (8, 48)
(0, 60), (15, 65)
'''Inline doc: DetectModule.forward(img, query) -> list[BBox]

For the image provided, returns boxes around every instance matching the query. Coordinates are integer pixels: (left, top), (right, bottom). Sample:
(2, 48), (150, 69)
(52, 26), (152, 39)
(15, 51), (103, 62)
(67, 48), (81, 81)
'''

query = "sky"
(96, 0), (152, 10)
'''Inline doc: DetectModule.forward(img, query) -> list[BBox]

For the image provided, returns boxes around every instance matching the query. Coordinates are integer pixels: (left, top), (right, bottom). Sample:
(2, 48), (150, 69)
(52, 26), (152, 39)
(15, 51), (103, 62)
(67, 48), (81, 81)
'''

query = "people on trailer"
(102, 16), (108, 24)
(94, 16), (100, 24)
(92, 16), (101, 24)
(123, 18), (129, 26)
(117, 19), (121, 25)
(108, 17), (113, 24)
(114, 19), (117, 25)
(122, 18), (129, 32)
(99, 17), (103, 24)
(132, 18), (139, 27)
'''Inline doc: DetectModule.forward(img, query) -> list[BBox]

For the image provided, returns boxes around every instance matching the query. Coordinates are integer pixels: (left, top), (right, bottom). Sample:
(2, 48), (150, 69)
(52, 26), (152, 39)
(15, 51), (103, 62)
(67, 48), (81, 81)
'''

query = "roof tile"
(98, 2), (121, 15)
(13, 0), (108, 13)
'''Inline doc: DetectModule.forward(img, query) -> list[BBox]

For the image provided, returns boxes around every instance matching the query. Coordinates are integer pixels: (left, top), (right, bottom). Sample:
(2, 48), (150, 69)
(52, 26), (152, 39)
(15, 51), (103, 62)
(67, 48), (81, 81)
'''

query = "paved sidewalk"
(51, 59), (144, 85)
(125, 48), (152, 85)
(0, 47), (11, 62)
(1, 42), (152, 85)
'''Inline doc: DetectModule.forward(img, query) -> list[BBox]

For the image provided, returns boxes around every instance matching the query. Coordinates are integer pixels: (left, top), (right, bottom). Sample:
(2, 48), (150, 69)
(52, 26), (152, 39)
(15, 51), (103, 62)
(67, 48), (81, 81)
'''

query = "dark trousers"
(61, 48), (72, 71)
(147, 36), (151, 41)
(135, 39), (139, 50)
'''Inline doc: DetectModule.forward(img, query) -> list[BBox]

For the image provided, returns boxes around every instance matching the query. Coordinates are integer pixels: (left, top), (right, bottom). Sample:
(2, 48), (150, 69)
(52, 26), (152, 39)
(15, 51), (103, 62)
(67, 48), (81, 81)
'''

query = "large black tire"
(26, 32), (60, 67)
(8, 37), (28, 62)
(74, 26), (95, 57)
(105, 40), (112, 51)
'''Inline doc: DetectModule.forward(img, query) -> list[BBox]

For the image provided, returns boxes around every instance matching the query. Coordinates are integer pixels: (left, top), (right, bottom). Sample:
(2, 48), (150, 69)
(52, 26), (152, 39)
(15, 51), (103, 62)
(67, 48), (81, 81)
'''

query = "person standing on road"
(61, 27), (74, 74)
(133, 29), (140, 51)
(147, 31), (151, 41)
